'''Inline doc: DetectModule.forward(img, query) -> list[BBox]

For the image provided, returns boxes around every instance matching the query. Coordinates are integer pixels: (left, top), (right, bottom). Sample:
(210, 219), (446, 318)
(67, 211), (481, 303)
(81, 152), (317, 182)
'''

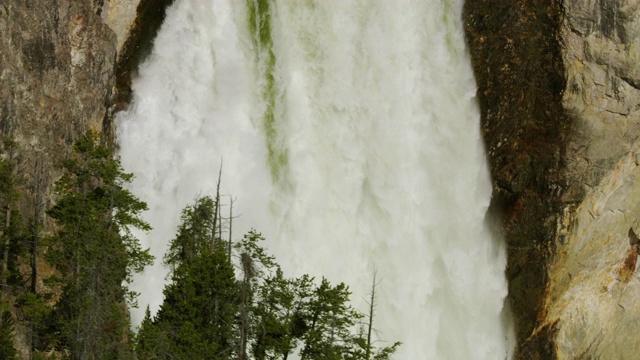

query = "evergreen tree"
(45, 131), (153, 359)
(299, 279), (362, 360)
(156, 248), (238, 359)
(252, 269), (313, 360)
(139, 197), (401, 360)
(0, 137), (24, 297)
(0, 138), (17, 292)
(135, 307), (171, 360)
(235, 231), (277, 360)
(0, 310), (17, 359)
(15, 292), (56, 354)
(164, 197), (217, 271)
(140, 196), (239, 359)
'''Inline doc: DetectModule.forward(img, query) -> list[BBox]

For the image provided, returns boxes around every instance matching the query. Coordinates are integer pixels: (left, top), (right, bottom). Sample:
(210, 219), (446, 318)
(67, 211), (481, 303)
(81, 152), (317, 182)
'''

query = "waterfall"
(116, 0), (512, 358)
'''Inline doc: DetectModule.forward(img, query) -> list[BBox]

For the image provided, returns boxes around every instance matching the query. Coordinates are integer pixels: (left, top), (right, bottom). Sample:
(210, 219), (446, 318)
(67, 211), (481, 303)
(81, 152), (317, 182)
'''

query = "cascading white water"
(116, 0), (512, 358)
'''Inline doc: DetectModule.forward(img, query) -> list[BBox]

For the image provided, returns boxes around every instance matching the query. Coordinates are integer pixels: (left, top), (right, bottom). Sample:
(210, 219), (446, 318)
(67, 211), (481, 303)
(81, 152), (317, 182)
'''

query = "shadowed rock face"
(463, 1), (568, 358)
(465, 0), (640, 358)
(111, 0), (176, 111)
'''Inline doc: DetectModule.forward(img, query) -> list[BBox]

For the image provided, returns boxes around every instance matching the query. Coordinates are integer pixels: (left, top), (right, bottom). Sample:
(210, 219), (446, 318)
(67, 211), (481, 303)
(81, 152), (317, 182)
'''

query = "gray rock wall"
(465, 0), (640, 358)
(544, 0), (640, 358)
(0, 1), (116, 355)
(0, 0), (117, 214)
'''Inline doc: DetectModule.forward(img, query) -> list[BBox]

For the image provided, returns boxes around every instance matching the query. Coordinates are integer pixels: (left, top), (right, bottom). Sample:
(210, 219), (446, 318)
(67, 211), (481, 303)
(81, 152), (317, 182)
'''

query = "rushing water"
(116, 0), (512, 358)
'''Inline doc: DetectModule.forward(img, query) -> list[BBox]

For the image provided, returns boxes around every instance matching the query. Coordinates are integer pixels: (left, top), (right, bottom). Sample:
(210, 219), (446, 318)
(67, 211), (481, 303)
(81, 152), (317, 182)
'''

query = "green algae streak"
(247, 0), (288, 181)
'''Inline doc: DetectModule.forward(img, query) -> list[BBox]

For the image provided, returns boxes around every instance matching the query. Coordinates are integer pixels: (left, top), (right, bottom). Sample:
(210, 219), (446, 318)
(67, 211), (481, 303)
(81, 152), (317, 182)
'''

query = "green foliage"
(44, 131), (153, 359)
(143, 196), (238, 359)
(163, 196), (216, 271)
(236, 230), (277, 279)
(156, 249), (238, 359)
(0, 136), (25, 292)
(0, 137), (19, 204)
(46, 132), (152, 285)
(299, 278), (362, 359)
(0, 310), (17, 359)
(15, 293), (56, 351)
(138, 197), (400, 359)
(252, 269), (313, 359)
(135, 307), (171, 360)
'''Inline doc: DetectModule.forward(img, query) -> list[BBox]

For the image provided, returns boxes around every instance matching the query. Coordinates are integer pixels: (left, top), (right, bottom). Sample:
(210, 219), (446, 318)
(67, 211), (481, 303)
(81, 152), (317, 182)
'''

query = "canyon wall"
(465, 0), (640, 358)
(0, 0), (172, 356)
(0, 0), (117, 239)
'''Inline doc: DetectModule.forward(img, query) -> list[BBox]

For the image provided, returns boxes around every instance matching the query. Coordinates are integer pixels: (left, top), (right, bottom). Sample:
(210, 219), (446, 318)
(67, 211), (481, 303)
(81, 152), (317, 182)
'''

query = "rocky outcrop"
(0, 0), (175, 197)
(465, 0), (640, 358)
(464, 1), (567, 358)
(101, 0), (143, 57)
(109, 0), (175, 110)
(0, 0), (175, 254)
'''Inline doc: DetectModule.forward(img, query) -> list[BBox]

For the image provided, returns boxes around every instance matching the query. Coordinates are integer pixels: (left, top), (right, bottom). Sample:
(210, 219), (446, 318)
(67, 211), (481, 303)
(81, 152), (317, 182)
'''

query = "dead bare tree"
(211, 163), (223, 250)
(228, 196), (235, 264)
(365, 270), (380, 360)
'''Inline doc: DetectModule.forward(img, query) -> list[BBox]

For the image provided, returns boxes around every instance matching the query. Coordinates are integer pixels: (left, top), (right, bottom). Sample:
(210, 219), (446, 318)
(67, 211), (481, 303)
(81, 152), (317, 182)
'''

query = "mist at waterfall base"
(116, 0), (512, 358)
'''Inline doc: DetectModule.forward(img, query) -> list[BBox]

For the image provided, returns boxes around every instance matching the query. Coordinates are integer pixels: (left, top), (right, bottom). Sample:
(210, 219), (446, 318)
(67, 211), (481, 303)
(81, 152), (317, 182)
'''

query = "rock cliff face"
(0, 0), (174, 211)
(0, 0), (172, 356)
(465, 0), (640, 358)
(0, 0), (117, 228)
(547, 1), (640, 358)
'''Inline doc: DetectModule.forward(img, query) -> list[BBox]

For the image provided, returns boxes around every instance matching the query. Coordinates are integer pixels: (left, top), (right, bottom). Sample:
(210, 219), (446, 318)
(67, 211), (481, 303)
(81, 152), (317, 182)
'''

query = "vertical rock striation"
(547, 1), (640, 358)
(464, 1), (568, 358)
(0, 0), (118, 222)
(465, 0), (640, 358)
(1, 1), (117, 354)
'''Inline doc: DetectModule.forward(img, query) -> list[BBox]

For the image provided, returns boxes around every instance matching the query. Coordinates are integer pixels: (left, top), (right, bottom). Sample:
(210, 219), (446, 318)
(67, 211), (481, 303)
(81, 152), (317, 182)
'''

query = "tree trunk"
(1, 205), (10, 298)
(228, 197), (233, 264)
(212, 163), (222, 250)
(366, 272), (378, 360)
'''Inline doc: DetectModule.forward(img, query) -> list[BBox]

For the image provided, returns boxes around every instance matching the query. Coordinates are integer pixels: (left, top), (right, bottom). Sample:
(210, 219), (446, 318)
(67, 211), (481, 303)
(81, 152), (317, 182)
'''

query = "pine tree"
(252, 269), (313, 360)
(0, 137), (23, 298)
(0, 310), (17, 359)
(164, 197), (217, 271)
(135, 307), (171, 360)
(45, 131), (153, 359)
(144, 196), (239, 359)
(299, 278), (363, 360)
(141, 197), (401, 360)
